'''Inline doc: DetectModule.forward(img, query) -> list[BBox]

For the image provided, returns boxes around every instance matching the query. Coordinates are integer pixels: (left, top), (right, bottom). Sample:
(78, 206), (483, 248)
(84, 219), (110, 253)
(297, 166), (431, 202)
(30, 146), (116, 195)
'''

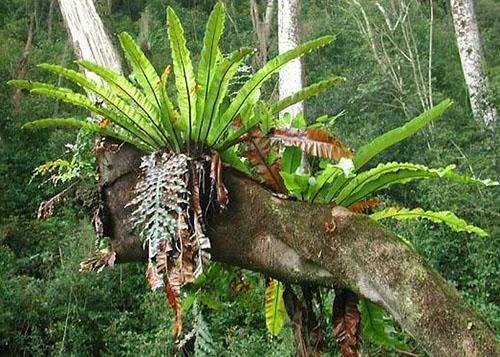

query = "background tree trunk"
(250, 0), (274, 69)
(450, 0), (497, 128)
(12, 15), (35, 112)
(57, 0), (122, 89)
(47, 0), (56, 43)
(278, 0), (304, 119)
(56, 1), (499, 355)
(277, 2), (315, 354)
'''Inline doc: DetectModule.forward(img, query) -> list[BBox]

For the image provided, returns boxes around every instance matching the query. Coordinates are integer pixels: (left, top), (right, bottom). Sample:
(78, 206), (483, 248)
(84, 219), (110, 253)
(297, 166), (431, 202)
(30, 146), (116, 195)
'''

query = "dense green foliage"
(1, 0), (498, 355)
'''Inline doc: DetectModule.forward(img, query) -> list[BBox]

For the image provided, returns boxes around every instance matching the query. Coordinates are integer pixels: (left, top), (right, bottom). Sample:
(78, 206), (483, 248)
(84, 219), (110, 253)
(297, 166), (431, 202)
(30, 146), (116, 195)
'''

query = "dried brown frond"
(243, 133), (287, 194)
(347, 198), (383, 214)
(269, 127), (354, 161)
(165, 276), (182, 340)
(37, 183), (75, 219)
(209, 150), (228, 209)
(79, 248), (116, 273)
(333, 289), (361, 357)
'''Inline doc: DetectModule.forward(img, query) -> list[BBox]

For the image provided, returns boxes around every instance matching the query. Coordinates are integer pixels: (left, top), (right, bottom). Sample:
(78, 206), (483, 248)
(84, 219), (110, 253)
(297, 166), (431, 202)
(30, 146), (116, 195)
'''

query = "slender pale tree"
(450, 0), (497, 128)
(278, 0), (304, 119)
(57, 0), (121, 86)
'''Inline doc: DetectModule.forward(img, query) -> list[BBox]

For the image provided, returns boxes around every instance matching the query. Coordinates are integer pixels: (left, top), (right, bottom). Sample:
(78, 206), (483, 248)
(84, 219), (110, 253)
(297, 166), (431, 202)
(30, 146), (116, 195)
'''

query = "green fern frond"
(353, 99), (452, 170)
(264, 278), (286, 337)
(77, 59), (176, 148)
(200, 48), (253, 146)
(22, 117), (152, 151)
(167, 7), (197, 145)
(335, 162), (496, 206)
(36, 63), (166, 147)
(211, 35), (335, 146)
(359, 298), (408, 350)
(269, 76), (345, 116)
(196, 2), (225, 143)
(194, 308), (216, 356)
(370, 207), (488, 237)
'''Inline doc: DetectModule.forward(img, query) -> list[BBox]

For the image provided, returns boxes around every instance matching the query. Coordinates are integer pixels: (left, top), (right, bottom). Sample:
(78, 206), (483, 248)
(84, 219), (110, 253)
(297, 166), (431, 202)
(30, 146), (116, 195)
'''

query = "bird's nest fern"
(11, 1), (498, 346)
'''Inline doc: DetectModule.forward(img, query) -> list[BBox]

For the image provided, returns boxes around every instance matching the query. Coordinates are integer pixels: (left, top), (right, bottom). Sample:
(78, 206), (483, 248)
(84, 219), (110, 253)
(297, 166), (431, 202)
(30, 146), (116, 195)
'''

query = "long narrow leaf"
(269, 76), (345, 116)
(22, 118), (153, 151)
(196, 2), (225, 141)
(264, 279), (286, 337)
(212, 36), (335, 145)
(370, 207), (488, 237)
(335, 162), (498, 206)
(37, 63), (165, 147)
(29, 85), (158, 148)
(200, 47), (253, 145)
(77, 60), (176, 148)
(120, 33), (180, 149)
(7, 79), (72, 93)
(167, 7), (197, 145)
(353, 99), (452, 170)
(269, 127), (354, 161)
(244, 136), (287, 193)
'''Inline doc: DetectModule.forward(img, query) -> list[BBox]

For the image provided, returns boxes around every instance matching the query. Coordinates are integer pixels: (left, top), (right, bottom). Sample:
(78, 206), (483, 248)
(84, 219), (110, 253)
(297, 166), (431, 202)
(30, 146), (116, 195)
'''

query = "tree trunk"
(450, 0), (497, 128)
(57, 2), (499, 356)
(137, 5), (152, 58)
(47, 0), (56, 43)
(278, 0), (304, 119)
(57, 0), (122, 87)
(250, 0), (274, 69)
(12, 15), (35, 112)
(277, 2), (313, 353)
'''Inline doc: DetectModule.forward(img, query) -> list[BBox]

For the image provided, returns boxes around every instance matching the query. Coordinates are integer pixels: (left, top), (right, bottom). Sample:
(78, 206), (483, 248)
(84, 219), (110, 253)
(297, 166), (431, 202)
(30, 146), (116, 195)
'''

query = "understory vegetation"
(0, 0), (498, 355)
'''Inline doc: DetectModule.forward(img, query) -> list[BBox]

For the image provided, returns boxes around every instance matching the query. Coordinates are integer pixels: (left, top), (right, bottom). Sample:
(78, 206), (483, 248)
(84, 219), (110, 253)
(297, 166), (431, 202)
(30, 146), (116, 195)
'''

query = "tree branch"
(98, 143), (498, 356)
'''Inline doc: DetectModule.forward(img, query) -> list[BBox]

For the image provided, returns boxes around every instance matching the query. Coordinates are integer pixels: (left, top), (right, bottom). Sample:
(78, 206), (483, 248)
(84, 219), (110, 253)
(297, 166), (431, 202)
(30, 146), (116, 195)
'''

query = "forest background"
(0, 0), (498, 355)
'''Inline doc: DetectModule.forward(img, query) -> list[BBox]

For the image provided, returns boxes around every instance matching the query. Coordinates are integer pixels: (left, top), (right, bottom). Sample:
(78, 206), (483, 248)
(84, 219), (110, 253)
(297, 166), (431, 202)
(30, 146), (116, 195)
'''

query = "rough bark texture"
(450, 0), (497, 128)
(57, 0), (122, 87)
(99, 144), (499, 357)
(278, 0), (304, 118)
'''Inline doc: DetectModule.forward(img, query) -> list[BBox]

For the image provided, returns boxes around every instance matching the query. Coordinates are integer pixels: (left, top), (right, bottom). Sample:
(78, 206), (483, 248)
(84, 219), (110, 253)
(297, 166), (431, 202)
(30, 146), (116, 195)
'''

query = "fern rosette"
(11, 0), (498, 349)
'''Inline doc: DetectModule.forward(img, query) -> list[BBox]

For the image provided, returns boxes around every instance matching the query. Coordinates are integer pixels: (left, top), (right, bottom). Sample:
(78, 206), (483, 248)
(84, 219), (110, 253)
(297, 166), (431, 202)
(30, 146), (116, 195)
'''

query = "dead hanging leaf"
(146, 261), (164, 290)
(165, 269), (183, 340)
(243, 135), (287, 194)
(332, 289), (361, 357)
(79, 248), (116, 273)
(347, 198), (383, 214)
(38, 199), (56, 220)
(283, 285), (308, 357)
(178, 211), (196, 284)
(156, 251), (168, 275)
(210, 150), (228, 209)
(269, 128), (354, 161)
(37, 183), (75, 219)
(92, 138), (123, 154)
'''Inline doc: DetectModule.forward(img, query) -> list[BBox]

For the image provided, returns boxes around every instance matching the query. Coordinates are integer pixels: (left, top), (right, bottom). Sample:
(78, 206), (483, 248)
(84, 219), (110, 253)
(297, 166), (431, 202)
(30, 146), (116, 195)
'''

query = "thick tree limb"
(98, 143), (498, 356)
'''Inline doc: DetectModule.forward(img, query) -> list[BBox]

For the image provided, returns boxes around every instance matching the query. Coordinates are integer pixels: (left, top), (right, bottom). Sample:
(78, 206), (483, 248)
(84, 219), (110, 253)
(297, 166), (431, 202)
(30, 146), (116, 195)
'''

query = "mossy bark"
(98, 143), (499, 356)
